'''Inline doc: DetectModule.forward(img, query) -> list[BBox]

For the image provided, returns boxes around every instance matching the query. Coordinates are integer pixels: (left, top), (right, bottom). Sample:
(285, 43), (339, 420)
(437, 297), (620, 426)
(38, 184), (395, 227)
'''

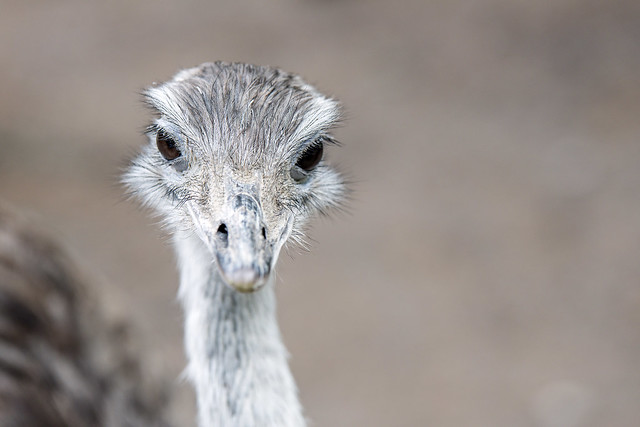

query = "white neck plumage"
(174, 232), (305, 427)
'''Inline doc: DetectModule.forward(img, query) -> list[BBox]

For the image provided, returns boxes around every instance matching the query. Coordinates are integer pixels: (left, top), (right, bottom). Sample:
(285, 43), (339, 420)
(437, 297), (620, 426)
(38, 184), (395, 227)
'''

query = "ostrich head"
(124, 62), (345, 293)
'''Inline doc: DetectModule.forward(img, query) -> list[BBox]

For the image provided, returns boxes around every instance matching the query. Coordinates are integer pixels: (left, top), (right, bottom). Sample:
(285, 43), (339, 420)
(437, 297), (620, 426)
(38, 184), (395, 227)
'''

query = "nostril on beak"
(217, 224), (228, 235)
(261, 227), (267, 240)
(216, 223), (229, 247)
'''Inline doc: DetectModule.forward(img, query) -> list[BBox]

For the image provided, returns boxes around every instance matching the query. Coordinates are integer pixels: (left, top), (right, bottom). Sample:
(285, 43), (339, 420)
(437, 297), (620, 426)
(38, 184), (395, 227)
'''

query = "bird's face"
(125, 63), (345, 293)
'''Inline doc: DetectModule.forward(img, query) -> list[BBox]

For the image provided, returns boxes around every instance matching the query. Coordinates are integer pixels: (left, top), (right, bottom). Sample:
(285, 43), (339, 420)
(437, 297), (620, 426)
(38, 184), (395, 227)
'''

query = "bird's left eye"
(291, 143), (323, 181)
(296, 143), (323, 171)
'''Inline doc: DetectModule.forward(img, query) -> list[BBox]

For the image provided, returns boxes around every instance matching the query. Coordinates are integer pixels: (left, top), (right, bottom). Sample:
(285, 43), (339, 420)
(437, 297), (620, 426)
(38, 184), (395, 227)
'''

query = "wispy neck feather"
(174, 232), (305, 427)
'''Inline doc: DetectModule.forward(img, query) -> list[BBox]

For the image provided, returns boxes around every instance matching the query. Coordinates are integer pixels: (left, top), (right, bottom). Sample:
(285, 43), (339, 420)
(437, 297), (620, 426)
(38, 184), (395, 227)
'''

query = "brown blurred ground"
(1, 0), (640, 426)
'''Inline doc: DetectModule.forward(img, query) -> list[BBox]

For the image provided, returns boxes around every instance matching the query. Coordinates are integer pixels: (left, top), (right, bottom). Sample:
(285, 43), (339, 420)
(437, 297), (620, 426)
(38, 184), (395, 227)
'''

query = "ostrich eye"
(291, 143), (323, 181)
(156, 129), (181, 161)
(296, 143), (323, 172)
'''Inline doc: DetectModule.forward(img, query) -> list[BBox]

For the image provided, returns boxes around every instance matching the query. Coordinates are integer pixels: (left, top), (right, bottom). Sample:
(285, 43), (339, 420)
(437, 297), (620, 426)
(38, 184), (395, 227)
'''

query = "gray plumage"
(125, 61), (346, 426)
(124, 62), (345, 427)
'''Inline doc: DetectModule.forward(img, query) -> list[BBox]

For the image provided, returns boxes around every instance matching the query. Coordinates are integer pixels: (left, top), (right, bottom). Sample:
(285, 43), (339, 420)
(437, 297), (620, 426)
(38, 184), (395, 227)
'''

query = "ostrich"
(124, 61), (346, 426)
(0, 62), (345, 426)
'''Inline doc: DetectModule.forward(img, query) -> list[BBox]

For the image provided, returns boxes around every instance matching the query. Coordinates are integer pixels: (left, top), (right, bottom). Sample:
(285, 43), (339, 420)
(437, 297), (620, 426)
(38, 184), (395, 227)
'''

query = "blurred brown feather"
(0, 204), (170, 427)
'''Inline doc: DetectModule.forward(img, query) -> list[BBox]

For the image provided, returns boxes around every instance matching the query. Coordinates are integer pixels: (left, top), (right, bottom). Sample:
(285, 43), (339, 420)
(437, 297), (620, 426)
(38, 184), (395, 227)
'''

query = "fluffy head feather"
(124, 62), (345, 257)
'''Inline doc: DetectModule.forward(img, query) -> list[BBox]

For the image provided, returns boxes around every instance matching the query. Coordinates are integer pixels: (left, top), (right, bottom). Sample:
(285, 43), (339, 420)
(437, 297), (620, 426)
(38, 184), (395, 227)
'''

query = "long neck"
(174, 233), (305, 427)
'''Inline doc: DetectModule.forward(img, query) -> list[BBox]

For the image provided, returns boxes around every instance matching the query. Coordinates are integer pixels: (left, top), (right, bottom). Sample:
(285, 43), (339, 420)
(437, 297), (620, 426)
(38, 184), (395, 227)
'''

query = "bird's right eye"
(156, 129), (181, 161)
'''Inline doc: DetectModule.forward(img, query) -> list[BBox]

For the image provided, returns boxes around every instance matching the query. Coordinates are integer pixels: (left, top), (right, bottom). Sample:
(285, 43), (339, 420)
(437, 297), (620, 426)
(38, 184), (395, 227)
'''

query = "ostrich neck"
(174, 233), (304, 427)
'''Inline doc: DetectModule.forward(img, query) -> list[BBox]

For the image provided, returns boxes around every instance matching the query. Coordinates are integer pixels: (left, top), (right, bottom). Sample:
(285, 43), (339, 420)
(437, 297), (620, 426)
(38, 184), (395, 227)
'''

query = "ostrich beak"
(213, 193), (272, 293)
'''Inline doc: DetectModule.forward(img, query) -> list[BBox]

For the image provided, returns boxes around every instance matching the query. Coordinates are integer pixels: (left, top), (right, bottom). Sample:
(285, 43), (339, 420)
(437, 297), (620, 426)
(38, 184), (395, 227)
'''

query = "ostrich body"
(124, 62), (345, 426)
(0, 204), (169, 427)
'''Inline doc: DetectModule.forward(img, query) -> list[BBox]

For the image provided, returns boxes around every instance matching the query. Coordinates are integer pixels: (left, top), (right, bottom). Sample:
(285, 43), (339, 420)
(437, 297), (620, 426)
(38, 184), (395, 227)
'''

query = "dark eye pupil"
(296, 143), (323, 171)
(156, 129), (181, 160)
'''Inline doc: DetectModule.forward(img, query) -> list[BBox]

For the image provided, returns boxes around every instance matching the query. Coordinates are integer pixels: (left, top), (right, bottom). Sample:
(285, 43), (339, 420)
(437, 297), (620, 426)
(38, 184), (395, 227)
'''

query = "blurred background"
(1, 0), (639, 425)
